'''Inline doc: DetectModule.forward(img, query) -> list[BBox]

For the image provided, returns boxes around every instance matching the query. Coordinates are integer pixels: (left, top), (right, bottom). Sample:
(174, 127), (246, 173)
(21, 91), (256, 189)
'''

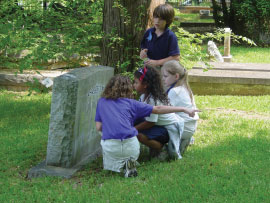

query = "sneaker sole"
(125, 159), (138, 178)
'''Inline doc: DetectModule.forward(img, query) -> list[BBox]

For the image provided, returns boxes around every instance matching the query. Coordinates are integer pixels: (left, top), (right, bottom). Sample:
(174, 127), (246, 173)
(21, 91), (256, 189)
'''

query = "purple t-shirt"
(141, 27), (180, 60)
(95, 98), (153, 140)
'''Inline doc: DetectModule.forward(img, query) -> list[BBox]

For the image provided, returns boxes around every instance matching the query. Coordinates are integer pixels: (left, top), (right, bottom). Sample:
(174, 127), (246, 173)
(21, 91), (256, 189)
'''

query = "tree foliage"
(0, 0), (103, 72)
(175, 27), (256, 70)
(211, 0), (270, 46)
(0, 0), (258, 76)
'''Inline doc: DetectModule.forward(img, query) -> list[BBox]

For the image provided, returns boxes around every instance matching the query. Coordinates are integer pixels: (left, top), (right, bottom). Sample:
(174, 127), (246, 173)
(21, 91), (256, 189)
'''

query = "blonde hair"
(161, 60), (194, 103)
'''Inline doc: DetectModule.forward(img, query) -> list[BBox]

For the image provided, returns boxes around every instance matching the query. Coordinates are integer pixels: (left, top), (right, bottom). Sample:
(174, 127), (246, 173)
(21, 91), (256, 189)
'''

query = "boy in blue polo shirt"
(140, 4), (180, 68)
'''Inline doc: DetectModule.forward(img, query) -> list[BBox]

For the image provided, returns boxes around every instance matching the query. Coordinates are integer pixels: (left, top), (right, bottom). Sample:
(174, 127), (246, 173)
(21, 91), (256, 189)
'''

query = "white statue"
(208, 41), (224, 62)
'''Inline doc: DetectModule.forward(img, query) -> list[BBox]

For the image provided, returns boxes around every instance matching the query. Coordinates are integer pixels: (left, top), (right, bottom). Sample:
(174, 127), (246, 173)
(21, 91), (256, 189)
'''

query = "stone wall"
(180, 22), (215, 33)
(179, 6), (213, 13)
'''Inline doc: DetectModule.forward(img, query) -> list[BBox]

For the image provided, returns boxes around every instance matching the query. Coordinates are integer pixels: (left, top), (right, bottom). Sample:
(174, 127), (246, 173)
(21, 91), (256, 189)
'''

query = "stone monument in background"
(223, 28), (232, 62)
(208, 41), (224, 62)
(28, 66), (114, 178)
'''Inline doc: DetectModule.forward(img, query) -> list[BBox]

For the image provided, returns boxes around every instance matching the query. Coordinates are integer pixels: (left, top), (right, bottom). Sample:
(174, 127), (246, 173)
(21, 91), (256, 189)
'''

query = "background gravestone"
(28, 66), (114, 178)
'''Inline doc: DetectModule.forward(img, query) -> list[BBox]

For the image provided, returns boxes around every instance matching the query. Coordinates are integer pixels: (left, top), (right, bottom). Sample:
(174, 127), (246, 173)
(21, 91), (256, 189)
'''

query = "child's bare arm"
(152, 106), (200, 117)
(135, 121), (155, 131)
(95, 122), (102, 132)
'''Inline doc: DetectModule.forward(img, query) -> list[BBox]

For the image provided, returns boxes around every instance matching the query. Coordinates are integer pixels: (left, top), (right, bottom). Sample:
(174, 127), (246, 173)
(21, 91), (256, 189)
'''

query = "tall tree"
(101, 0), (165, 73)
(211, 0), (270, 45)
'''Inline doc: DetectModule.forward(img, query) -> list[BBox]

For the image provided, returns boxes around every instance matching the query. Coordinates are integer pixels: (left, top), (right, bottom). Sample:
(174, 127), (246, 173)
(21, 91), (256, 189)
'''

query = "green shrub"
(0, 0), (103, 72)
(212, 0), (270, 46)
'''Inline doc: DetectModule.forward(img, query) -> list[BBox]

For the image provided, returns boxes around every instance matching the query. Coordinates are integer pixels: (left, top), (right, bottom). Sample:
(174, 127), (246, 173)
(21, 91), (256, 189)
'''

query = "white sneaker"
(124, 159), (138, 178)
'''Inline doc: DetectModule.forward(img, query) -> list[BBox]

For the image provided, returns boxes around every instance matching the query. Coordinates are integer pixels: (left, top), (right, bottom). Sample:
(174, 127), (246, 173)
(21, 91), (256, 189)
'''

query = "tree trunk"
(221, 0), (229, 26)
(43, 0), (47, 10)
(147, 0), (165, 28)
(228, 0), (235, 32)
(101, 0), (165, 73)
(211, 0), (220, 27)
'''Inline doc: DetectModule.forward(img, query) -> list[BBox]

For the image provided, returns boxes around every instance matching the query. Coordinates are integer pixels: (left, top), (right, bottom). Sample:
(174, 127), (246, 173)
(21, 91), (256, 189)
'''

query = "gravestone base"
(190, 82), (270, 96)
(28, 161), (79, 179)
(28, 147), (102, 179)
(189, 62), (270, 95)
(223, 55), (232, 62)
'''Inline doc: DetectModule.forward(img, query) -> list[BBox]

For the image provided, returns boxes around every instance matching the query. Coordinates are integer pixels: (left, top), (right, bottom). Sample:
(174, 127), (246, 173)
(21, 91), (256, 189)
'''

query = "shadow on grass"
(0, 93), (51, 128)
(82, 129), (269, 178)
(1, 92), (269, 201)
(0, 93), (51, 173)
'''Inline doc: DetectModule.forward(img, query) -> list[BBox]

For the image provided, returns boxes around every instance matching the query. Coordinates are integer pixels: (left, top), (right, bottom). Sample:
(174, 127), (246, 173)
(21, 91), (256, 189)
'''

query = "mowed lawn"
(0, 91), (269, 202)
(200, 45), (270, 64)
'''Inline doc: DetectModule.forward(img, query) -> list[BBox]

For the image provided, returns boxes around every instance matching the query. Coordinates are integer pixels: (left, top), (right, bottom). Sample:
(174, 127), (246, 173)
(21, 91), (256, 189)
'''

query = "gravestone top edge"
(53, 66), (113, 83)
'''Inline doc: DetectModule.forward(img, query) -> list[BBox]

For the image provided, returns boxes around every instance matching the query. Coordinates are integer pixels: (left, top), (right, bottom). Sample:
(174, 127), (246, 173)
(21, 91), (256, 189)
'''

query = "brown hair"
(161, 60), (194, 103)
(102, 75), (134, 99)
(153, 4), (175, 27)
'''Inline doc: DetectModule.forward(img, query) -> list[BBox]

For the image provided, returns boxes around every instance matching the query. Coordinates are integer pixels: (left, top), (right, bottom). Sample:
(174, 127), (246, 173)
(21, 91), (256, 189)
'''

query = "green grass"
(174, 9), (214, 23)
(1, 91), (270, 202)
(201, 45), (270, 64)
(229, 46), (270, 63)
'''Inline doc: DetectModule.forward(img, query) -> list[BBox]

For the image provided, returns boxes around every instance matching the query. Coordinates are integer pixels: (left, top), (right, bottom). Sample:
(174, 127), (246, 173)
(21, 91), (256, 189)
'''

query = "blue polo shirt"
(141, 27), (180, 60)
(95, 98), (153, 140)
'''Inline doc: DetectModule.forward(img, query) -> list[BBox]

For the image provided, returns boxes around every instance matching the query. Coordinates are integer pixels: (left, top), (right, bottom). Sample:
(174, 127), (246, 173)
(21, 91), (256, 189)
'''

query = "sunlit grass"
(201, 45), (270, 64)
(0, 91), (269, 202)
(229, 46), (270, 63)
(175, 9), (214, 23)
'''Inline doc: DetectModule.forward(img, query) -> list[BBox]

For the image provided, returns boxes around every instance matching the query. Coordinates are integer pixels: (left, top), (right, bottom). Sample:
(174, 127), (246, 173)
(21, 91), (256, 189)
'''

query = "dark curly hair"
(134, 66), (169, 105)
(102, 75), (134, 99)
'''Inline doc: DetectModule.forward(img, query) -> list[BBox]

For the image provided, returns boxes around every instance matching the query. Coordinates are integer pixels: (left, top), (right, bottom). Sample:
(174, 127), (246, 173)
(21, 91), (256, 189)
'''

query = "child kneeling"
(95, 75), (199, 177)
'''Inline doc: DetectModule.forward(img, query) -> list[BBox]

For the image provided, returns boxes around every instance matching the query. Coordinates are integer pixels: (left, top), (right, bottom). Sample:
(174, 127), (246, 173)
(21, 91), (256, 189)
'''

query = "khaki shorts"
(101, 136), (140, 172)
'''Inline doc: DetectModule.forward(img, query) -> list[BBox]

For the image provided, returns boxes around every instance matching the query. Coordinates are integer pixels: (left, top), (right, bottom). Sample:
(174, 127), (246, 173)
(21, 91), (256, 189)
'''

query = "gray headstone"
(28, 66), (114, 178)
(200, 10), (210, 16)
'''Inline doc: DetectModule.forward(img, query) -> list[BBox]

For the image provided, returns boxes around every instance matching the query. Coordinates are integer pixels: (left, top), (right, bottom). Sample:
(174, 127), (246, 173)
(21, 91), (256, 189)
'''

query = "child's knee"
(137, 133), (146, 142)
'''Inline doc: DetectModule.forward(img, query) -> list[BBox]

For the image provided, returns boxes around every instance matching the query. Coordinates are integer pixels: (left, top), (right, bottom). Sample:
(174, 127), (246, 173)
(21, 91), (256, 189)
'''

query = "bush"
(0, 0), (103, 72)
(234, 0), (270, 45)
(174, 27), (256, 69)
(211, 0), (270, 46)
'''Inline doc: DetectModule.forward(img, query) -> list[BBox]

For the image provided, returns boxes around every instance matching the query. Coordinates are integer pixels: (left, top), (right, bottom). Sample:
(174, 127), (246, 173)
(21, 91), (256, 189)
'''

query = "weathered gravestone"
(199, 10), (212, 19)
(28, 66), (114, 178)
(199, 10), (210, 16)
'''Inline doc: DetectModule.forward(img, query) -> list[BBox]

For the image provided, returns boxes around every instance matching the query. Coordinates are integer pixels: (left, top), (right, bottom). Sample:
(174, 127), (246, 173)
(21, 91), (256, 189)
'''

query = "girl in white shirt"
(134, 66), (188, 159)
(161, 60), (199, 154)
